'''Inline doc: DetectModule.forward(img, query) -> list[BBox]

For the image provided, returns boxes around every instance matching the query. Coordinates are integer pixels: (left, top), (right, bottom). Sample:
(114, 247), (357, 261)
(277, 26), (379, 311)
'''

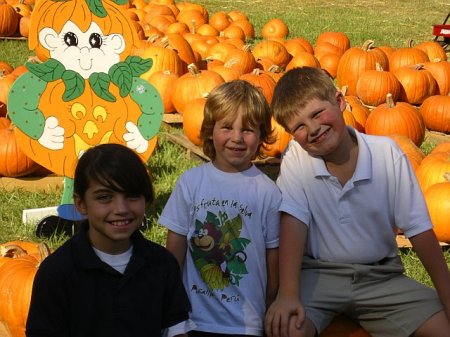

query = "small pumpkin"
(260, 118), (292, 158)
(261, 18), (289, 40)
(0, 124), (40, 177)
(182, 95), (208, 146)
(419, 94), (450, 134)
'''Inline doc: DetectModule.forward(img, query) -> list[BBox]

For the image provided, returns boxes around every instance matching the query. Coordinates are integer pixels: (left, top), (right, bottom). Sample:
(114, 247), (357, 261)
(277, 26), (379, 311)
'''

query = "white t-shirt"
(277, 128), (432, 264)
(159, 162), (281, 336)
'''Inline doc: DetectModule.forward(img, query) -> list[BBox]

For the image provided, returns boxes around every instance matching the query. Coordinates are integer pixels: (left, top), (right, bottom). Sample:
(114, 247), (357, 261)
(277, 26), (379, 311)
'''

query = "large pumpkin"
(424, 173), (450, 243)
(182, 95), (207, 146)
(0, 243), (51, 337)
(415, 150), (450, 193)
(386, 134), (425, 172)
(365, 94), (425, 146)
(336, 40), (389, 96)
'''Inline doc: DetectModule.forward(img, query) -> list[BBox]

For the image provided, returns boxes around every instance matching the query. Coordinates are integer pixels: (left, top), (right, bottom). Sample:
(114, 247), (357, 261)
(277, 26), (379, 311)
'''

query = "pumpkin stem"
(0, 244), (28, 258)
(444, 172), (450, 182)
(37, 242), (51, 265)
(407, 39), (415, 48)
(187, 63), (201, 76)
(385, 93), (395, 108)
(375, 62), (384, 71)
(361, 40), (375, 51)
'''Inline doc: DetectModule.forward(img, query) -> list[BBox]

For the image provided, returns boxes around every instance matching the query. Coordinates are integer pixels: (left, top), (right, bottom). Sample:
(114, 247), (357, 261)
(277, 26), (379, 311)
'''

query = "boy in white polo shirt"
(264, 67), (450, 337)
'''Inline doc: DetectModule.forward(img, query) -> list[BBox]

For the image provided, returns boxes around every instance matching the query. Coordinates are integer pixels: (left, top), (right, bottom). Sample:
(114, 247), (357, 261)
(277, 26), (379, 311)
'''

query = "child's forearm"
(266, 248), (279, 308)
(278, 213), (307, 299)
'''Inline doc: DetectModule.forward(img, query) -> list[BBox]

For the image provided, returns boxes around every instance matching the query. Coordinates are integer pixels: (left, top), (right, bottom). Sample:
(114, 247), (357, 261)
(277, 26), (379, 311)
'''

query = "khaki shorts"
(300, 256), (443, 337)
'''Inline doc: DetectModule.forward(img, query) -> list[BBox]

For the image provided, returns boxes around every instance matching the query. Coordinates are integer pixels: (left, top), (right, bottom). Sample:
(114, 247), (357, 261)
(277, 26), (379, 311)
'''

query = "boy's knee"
(412, 310), (450, 337)
(288, 315), (316, 337)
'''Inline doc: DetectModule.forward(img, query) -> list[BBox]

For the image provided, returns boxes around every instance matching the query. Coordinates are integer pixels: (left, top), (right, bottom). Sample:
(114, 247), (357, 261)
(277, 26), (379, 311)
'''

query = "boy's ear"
(73, 193), (87, 215)
(336, 91), (347, 112)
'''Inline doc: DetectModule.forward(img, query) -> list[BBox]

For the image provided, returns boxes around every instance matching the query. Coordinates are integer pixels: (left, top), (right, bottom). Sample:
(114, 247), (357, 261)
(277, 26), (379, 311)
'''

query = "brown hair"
(200, 80), (275, 160)
(271, 67), (337, 129)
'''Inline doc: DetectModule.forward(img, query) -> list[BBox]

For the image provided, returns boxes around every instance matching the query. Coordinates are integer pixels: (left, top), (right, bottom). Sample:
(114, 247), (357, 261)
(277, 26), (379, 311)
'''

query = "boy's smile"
(212, 108), (261, 173)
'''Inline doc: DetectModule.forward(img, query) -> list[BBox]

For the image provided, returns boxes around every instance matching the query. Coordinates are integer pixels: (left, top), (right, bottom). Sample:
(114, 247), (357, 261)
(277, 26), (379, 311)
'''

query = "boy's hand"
(265, 297), (305, 337)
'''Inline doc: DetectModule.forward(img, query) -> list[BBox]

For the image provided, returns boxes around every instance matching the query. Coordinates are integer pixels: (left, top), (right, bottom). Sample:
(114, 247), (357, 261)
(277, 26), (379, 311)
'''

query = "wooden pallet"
(0, 175), (63, 192)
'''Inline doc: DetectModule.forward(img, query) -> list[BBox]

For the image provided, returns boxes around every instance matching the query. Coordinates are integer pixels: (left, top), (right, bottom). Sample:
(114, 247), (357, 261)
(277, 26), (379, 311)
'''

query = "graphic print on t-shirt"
(190, 210), (250, 290)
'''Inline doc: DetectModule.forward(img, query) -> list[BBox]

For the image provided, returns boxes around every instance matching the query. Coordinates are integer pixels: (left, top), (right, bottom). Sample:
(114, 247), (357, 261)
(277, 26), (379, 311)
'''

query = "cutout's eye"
(89, 33), (102, 48)
(64, 32), (78, 47)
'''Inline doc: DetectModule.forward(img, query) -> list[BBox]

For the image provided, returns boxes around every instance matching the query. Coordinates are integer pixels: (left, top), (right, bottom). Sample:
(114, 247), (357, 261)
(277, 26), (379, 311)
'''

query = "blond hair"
(201, 80), (275, 160)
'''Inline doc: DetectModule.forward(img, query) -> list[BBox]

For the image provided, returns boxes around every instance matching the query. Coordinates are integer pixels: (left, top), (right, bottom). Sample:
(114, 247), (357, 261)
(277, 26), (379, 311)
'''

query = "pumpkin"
(207, 59), (241, 82)
(393, 63), (437, 105)
(388, 39), (429, 72)
(387, 134), (425, 172)
(317, 52), (341, 79)
(415, 150), (450, 193)
(422, 59), (450, 96)
(223, 44), (257, 74)
(424, 173), (450, 243)
(182, 95), (207, 146)
(221, 25), (246, 41)
(139, 44), (183, 79)
(176, 8), (208, 33)
(365, 93), (425, 146)
(0, 4), (19, 37)
(320, 315), (371, 337)
(172, 63), (225, 114)
(315, 31), (351, 55)
(284, 37), (314, 55)
(430, 142), (450, 155)
(285, 51), (320, 70)
(0, 125), (40, 177)
(228, 18), (255, 39)
(147, 70), (179, 114)
(0, 116), (11, 128)
(252, 39), (291, 68)
(336, 40), (389, 96)
(0, 71), (15, 117)
(206, 41), (237, 63)
(415, 41), (447, 62)
(261, 18), (289, 39)
(0, 243), (51, 337)
(197, 23), (219, 37)
(158, 33), (196, 73)
(239, 68), (276, 104)
(0, 61), (14, 75)
(261, 118), (292, 158)
(208, 11), (232, 31)
(419, 94), (450, 134)
(343, 94), (369, 132)
(355, 63), (401, 107)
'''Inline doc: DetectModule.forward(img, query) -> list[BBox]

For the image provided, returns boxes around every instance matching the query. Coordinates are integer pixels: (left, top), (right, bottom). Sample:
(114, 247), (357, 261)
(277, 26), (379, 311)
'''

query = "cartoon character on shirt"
(190, 211), (250, 290)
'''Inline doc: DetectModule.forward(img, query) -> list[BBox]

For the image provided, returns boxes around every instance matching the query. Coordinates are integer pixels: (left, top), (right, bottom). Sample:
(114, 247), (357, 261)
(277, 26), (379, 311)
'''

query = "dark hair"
(73, 143), (154, 203)
(271, 67), (337, 129)
(200, 80), (275, 160)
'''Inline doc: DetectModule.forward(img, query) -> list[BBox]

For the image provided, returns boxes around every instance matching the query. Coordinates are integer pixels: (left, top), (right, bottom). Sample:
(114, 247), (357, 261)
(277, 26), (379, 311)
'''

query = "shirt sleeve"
(158, 174), (192, 236)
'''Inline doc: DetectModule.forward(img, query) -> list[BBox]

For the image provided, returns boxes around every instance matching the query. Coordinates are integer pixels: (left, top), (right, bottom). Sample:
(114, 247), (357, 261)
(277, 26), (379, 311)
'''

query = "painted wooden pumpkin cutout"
(7, 0), (163, 220)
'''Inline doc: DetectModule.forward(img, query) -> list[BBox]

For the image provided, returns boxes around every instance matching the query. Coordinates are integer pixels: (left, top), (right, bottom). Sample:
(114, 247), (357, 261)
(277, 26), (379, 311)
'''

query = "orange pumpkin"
(147, 70), (179, 114)
(320, 315), (371, 337)
(422, 59), (450, 96)
(0, 71), (15, 117)
(182, 95), (207, 146)
(239, 68), (276, 104)
(416, 149), (450, 193)
(388, 39), (429, 72)
(0, 125), (40, 177)
(387, 134), (425, 172)
(315, 31), (351, 55)
(0, 243), (51, 337)
(208, 11), (232, 31)
(261, 18), (289, 40)
(261, 118), (292, 158)
(419, 94), (450, 134)
(365, 93), (425, 146)
(424, 173), (450, 243)
(172, 63), (224, 115)
(393, 64), (437, 105)
(0, 4), (19, 37)
(336, 40), (389, 96)
(355, 63), (401, 107)
(252, 39), (291, 68)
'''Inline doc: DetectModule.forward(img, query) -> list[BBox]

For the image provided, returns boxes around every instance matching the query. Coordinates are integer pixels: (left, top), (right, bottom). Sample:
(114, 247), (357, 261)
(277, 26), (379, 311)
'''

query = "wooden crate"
(0, 175), (63, 192)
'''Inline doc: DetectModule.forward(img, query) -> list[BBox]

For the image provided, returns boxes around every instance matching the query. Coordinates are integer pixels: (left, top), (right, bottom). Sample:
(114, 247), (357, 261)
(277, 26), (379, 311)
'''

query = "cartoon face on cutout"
(39, 21), (125, 79)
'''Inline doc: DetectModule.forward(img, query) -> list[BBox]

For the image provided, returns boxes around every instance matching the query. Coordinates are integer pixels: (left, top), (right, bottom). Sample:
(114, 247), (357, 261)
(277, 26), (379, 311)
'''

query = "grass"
(1, 0), (449, 287)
